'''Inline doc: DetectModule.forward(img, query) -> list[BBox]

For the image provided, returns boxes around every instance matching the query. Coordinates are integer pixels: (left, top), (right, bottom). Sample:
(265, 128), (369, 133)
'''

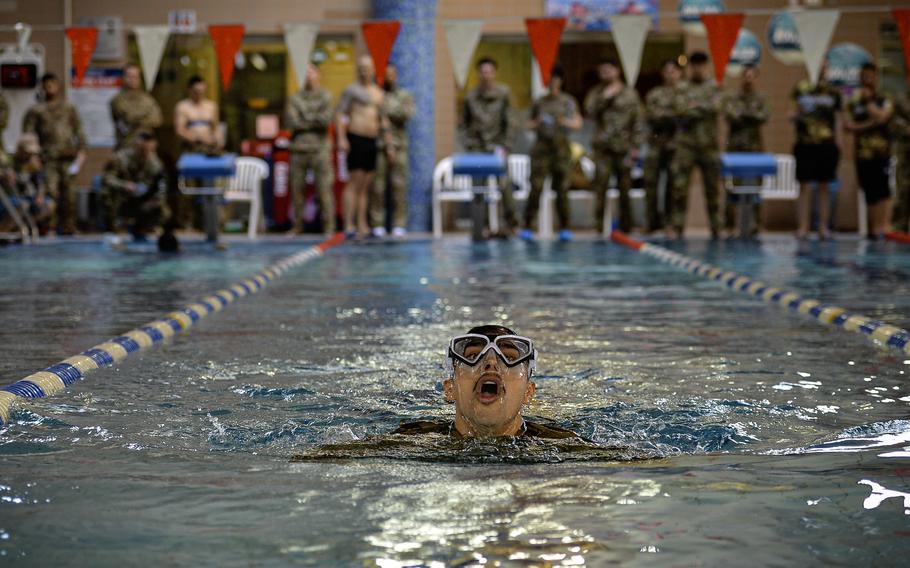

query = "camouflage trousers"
(525, 143), (571, 231)
(726, 142), (762, 233)
(44, 159), (77, 233)
(291, 149), (335, 234)
(105, 188), (168, 236)
(592, 148), (632, 233)
(370, 146), (408, 230)
(644, 143), (673, 231)
(670, 144), (721, 234)
(894, 144), (910, 233)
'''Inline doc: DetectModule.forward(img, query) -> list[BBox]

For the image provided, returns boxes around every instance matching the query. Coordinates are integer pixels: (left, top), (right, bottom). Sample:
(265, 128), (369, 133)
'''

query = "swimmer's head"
(443, 325), (537, 437)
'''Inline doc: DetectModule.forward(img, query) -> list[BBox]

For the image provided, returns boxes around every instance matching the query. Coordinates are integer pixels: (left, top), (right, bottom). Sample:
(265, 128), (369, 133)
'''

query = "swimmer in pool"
(395, 325), (575, 439)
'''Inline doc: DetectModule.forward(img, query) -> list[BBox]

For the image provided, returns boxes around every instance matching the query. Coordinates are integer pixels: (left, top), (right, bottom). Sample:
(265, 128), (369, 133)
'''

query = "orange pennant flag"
(701, 13), (745, 84)
(361, 21), (401, 87)
(65, 27), (99, 86)
(208, 24), (245, 90)
(894, 9), (910, 84)
(525, 18), (566, 86)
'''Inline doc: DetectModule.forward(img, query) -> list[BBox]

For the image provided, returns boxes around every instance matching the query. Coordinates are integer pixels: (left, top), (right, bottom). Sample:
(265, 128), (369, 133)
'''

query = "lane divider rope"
(886, 231), (910, 244)
(0, 233), (345, 426)
(610, 230), (910, 355)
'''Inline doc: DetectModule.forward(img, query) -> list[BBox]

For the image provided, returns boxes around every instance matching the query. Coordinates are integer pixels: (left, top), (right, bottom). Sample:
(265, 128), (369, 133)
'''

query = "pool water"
(1, 236), (910, 566)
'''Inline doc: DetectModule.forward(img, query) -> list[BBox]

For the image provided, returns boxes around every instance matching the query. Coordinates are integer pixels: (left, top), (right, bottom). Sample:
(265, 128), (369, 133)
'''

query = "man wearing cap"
(110, 63), (163, 150)
(8, 134), (55, 233)
(285, 62), (335, 236)
(22, 72), (86, 235)
(102, 130), (169, 242)
(671, 51), (722, 239)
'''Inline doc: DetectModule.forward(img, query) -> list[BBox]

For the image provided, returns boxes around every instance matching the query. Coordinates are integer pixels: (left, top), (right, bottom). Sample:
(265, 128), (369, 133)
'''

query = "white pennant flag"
(134, 26), (170, 91)
(609, 14), (651, 87)
(443, 19), (484, 88)
(284, 23), (320, 91)
(792, 10), (840, 84)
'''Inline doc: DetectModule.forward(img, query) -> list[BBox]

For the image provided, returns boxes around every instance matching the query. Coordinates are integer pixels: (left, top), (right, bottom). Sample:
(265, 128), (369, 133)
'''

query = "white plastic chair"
(224, 156), (269, 239)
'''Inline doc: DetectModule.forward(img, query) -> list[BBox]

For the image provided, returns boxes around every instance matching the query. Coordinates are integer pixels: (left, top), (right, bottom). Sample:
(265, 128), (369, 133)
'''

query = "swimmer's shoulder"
(522, 420), (578, 439)
(393, 419), (579, 439)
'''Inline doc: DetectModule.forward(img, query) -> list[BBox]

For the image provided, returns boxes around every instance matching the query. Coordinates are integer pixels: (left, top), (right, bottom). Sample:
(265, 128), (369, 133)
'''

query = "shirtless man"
(174, 75), (221, 154)
(336, 55), (389, 238)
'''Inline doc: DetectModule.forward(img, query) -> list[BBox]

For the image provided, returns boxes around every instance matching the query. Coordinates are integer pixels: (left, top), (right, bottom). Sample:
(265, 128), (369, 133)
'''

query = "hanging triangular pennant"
(443, 19), (484, 88)
(894, 9), (910, 84)
(701, 13), (744, 83)
(361, 21), (401, 87)
(65, 27), (99, 86)
(791, 10), (840, 84)
(609, 14), (650, 87)
(284, 23), (320, 90)
(134, 26), (170, 91)
(525, 18), (566, 86)
(208, 24), (245, 90)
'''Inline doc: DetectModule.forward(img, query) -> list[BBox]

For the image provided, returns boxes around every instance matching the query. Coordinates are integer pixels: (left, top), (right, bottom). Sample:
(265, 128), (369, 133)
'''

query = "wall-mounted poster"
(545, 0), (659, 31)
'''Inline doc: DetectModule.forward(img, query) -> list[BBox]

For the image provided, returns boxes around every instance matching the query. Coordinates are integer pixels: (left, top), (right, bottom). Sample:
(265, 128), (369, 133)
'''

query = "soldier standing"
(371, 63), (415, 238)
(110, 63), (162, 150)
(644, 59), (682, 234)
(892, 92), (910, 234)
(670, 52), (722, 239)
(584, 58), (643, 234)
(22, 73), (86, 235)
(285, 63), (335, 236)
(462, 56), (517, 236)
(102, 130), (169, 242)
(721, 64), (770, 236)
(845, 62), (893, 240)
(0, 90), (8, 136)
(520, 65), (581, 241)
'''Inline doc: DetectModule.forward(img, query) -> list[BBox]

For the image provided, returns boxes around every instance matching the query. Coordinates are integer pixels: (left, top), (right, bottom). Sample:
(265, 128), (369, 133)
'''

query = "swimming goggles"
(447, 334), (537, 369)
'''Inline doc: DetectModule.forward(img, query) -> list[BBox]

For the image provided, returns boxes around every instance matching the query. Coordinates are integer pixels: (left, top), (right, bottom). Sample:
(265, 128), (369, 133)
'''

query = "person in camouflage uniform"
(721, 64), (770, 235)
(670, 52), (721, 239)
(791, 61), (842, 240)
(892, 92), (910, 233)
(0, 91), (8, 135)
(584, 58), (644, 234)
(520, 65), (582, 241)
(110, 63), (162, 150)
(462, 56), (517, 235)
(102, 131), (168, 240)
(371, 63), (415, 237)
(11, 134), (54, 232)
(845, 62), (893, 239)
(644, 59), (682, 233)
(22, 73), (86, 235)
(285, 63), (335, 235)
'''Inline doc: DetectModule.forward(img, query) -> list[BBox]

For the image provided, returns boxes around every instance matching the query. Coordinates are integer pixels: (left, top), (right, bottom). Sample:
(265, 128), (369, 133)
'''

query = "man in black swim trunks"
(396, 325), (575, 439)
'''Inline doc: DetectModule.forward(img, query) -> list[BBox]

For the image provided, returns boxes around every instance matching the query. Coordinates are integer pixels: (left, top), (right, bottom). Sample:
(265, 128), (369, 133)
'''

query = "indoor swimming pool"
(1, 237), (909, 565)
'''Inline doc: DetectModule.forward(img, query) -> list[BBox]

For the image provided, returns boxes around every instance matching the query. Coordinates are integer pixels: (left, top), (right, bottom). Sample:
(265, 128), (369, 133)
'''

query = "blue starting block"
(452, 153), (506, 241)
(721, 152), (778, 238)
(177, 153), (237, 243)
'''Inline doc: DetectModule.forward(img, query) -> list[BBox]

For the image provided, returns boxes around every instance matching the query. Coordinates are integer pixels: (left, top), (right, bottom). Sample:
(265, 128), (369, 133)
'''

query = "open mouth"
(475, 374), (504, 404)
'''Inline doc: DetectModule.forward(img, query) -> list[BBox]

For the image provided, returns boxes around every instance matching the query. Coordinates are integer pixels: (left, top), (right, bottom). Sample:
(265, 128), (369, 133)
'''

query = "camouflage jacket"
(110, 89), (163, 149)
(644, 84), (679, 146)
(0, 92), (7, 133)
(722, 88), (769, 151)
(673, 79), (720, 149)
(530, 92), (578, 148)
(584, 83), (643, 154)
(462, 84), (512, 152)
(382, 87), (415, 149)
(285, 88), (333, 153)
(847, 90), (892, 160)
(22, 100), (87, 160)
(892, 93), (910, 147)
(102, 148), (165, 196)
(792, 80), (841, 146)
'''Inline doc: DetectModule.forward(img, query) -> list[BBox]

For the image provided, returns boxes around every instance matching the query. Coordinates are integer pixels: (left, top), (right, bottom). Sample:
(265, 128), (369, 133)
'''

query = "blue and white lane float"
(0, 233), (345, 426)
(610, 231), (910, 355)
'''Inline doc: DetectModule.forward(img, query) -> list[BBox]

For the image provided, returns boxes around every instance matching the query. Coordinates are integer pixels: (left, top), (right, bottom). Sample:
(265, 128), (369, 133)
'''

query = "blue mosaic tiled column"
(373, 0), (437, 232)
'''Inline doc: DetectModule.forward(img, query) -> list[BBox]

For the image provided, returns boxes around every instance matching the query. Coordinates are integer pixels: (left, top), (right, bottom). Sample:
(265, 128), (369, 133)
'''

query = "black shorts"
(794, 143), (840, 183)
(346, 132), (378, 172)
(856, 157), (891, 205)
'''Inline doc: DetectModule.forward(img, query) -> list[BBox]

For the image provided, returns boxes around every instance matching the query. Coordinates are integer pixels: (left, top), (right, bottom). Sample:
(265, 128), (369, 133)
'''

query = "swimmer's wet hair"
(467, 325), (517, 340)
